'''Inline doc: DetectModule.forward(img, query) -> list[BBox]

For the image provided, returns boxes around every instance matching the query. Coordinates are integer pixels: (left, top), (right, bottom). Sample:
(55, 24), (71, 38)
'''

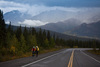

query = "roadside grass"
(88, 50), (100, 55)
(0, 47), (65, 62)
(0, 52), (32, 62)
(39, 47), (63, 54)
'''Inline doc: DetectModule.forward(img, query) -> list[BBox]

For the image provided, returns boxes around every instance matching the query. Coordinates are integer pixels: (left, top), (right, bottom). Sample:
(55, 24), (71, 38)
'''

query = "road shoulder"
(83, 51), (100, 62)
(0, 49), (65, 67)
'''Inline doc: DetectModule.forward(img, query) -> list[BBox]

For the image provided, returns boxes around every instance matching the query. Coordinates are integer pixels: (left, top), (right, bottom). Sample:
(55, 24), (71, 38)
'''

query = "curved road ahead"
(0, 48), (100, 67)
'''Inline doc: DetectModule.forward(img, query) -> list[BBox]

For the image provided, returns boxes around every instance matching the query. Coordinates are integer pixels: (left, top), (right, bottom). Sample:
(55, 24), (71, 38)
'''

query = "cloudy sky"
(0, 0), (100, 26)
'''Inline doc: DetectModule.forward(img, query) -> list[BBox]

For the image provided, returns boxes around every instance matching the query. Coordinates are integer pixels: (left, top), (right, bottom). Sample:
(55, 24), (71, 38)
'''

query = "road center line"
(81, 50), (100, 64)
(68, 50), (74, 67)
(21, 50), (65, 67)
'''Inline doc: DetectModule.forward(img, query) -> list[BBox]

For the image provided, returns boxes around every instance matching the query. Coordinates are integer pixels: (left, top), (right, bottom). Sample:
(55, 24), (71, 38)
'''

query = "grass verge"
(88, 50), (100, 55)
(0, 47), (64, 62)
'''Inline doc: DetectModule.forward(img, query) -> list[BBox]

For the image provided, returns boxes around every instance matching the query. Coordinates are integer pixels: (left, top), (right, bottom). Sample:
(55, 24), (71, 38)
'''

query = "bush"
(17, 51), (24, 56)
(10, 46), (16, 55)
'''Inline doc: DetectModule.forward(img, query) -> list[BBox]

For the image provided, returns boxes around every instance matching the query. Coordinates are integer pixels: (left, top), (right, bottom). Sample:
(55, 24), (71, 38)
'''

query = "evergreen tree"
(7, 22), (11, 32)
(20, 34), (26, 53)
(92, 40), (96, 51)
(53, 34), (56, 41)
(28, 35), (37, 51)
(0, 10), (6, 47)
(16, 25), (22, 41)
(29, 27), (31, 34)
(55, 36), (60, 46)
(10, 34), (19, 55)
(23, 26), (28, 41)
(49, 37), (55, 48)
(7, 22), (13, 37)
(44, 38), (49, 48)
(32, 27), (36, 35)
(6, 31), (12, 48)
(47, 31), (50, 41)
(43, 30), (46, 40)
(38, 28), (43, 45)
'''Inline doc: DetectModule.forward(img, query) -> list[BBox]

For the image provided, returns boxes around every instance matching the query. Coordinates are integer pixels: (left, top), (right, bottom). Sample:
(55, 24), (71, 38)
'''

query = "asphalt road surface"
(0, 48), (100, 67)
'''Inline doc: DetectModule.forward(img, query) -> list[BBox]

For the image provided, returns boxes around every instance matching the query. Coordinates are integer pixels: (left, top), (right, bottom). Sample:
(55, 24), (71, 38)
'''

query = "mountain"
(88, 14), (100, 23)
(69, 21), (100, 38)
(4, 10), (76, 26)
(4, 9), (100, 27)
(32, 10), (75, 22)
(39, 19), (81, 32)
(4, 10), (32, 25)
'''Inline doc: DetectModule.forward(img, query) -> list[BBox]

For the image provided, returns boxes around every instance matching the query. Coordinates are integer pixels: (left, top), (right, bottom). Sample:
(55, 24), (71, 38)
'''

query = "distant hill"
(39, 19), (81, 32)
(4, 10), (100, 39)
(4, 10), (76, 26)
(39, 19), (100, 39)
(68, 21), (100, 38)
(6, 24), (92, 41)
(32, 10), (75, 22)
(4, 10), (32, 25)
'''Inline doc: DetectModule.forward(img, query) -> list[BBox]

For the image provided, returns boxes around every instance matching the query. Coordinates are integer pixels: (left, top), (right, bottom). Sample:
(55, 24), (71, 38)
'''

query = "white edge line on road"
(21, 50), (64, 67)
(81, 50), (100, 64)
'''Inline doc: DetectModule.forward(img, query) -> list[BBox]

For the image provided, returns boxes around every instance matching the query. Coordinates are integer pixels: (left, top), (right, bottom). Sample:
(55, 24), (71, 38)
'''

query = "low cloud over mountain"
(18, 20), (48, 27)
(1, 0), (100, 38)
(0, 0), (100, 27)
(39, 19), (81, 32)
(66, 21), (100, 38)
(4, 9), (100, 27)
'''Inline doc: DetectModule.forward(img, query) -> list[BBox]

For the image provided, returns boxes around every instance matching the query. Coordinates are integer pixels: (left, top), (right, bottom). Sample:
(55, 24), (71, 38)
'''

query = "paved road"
(0, 48), (100, 67)
(73, 50), (100, 67)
